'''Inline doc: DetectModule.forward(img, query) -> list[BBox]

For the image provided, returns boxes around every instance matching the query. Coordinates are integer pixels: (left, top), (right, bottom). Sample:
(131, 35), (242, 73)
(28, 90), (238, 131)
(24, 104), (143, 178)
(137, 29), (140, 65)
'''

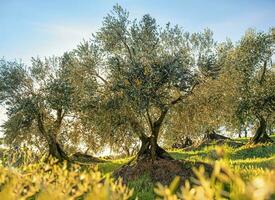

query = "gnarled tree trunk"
(244, 128), (248, 138)
(136, 110), (173, 161)
(250, 116), (273, 144)
(136, 135), (172, 161)
(128, 111), (172, 162)
(46, 133), (69, 160)
(36, 111), (102, 163)
(37, 113), (69, 161)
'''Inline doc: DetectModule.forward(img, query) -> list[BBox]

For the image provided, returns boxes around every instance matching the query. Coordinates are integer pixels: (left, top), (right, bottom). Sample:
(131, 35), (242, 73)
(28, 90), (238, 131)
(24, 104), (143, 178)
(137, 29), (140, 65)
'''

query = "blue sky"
(0, 0), (275, 65)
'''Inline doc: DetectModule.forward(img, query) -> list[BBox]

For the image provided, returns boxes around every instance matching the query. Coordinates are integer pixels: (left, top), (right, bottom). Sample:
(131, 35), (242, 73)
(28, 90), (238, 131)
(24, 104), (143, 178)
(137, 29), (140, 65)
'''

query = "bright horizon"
(0, 0), (275, 133)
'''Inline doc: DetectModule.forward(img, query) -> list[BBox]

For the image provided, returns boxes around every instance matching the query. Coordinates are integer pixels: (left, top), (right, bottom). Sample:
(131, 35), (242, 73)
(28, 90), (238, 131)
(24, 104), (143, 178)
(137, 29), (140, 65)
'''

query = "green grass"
(97, 135), (275, 199)
(97, 157), (132, 174)
(128, 174), (155, 200)
(235, 134), (275, 143)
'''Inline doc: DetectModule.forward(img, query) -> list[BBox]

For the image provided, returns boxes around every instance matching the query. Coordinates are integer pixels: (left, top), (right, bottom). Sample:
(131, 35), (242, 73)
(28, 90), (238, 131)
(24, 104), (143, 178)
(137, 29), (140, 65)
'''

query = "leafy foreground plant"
(0, 157), (133, 200)
(154, 161), (275, 200)
(0, 151), (274, 200)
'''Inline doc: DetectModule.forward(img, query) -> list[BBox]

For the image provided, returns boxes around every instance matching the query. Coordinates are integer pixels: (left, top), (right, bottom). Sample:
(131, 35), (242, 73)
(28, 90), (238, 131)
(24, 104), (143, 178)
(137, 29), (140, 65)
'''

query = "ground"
(97, 135), (275, 200)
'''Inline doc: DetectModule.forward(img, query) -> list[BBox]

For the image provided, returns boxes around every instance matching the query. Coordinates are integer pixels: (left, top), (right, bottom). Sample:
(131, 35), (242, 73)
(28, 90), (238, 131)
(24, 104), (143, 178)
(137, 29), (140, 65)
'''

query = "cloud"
(35, 21), (98, 51)
(17, 22), (99, 65)
(35, 22), (97, 41)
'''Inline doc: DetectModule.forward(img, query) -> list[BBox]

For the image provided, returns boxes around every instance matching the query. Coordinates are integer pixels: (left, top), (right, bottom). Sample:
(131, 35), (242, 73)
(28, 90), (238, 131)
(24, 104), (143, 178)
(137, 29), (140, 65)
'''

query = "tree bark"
(244, 128), (248, 138)
(136, 114), (173, 161)
(36, 113), (69, 161)
(140, 109), (172, 161)
(136, 136), (173, 161)
(128, 112), (172, 161)
(47, 133), (69, 160)
(250, 116), (273, 144)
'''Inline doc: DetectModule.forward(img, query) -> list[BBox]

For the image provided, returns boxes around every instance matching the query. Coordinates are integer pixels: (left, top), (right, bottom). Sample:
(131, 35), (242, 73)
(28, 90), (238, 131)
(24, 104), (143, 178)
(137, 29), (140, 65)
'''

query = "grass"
(127, 174), (155, 200)
(97, 135), (275, 199)
(235, 134), (275, 143)
(97, 157), (132, 174)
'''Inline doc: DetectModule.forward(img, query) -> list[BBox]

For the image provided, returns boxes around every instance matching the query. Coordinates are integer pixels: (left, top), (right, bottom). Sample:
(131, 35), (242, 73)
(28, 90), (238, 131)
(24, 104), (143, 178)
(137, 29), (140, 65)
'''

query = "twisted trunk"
(37, 112), (69, 161)
(136, 109), (173, 161)
(36, 111), (103, 163)
(238, 132), (242, 138)
(244, 128), (248, 138)
(136, 136), (172, 161)
(129, 83), (199, 162)
(250, 116), (273, 144)
(250, 61), (273, 144)
(46, 133), (69, 160)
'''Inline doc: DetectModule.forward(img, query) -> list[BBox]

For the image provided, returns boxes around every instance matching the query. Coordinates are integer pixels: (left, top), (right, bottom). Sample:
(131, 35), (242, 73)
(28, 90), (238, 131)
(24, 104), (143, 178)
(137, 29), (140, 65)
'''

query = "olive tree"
(92, 5), (205, 161)
(0, 56), (74, 159)
(228, 29), (275, 143)
(171, 29), (275, 144)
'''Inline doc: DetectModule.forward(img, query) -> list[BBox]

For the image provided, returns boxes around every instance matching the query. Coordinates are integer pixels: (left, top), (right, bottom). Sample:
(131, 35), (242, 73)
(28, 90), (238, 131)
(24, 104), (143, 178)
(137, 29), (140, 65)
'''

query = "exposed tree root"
(183, 131), (244, 151)
(47, 141), (105, 164)
(126, 139), (173, 166)
(249, 133), (274, 145)
(249, 116), (274, 145)
(114, 158), (212, 185)
(70, 152), (105, 164)
(137, 144), (173, 161)
(172, 137), (193, 149)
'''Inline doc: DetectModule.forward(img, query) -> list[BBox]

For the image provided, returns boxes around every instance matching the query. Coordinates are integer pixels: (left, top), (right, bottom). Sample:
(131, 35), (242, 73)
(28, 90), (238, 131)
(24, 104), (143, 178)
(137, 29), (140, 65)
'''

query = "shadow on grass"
(231, 156), (275, 169)
(97, 161), (126, 174)
(169, 151), (209, 161)
(235, 134), (275, 143)
(231, 144), (275, 160)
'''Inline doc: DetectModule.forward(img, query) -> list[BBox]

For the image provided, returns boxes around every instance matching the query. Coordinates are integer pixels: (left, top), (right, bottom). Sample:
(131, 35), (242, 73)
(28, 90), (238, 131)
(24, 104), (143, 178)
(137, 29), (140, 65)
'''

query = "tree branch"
(146, 109), (153, 131)
(154, 109), (168, 128)
(259, 60), (267, 84)
(94, 71), (109, 85)
(113, 27), (134, 62)
(81, 63), (109, 85)
(36, 112), (47, 137)
(170, 81), (199, 105)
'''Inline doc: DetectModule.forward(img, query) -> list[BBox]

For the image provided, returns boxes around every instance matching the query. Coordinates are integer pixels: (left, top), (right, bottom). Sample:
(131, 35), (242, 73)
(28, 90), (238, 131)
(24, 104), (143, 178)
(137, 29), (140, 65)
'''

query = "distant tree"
(177, 29), (275, 144)
(61, 45), (105, 156)
(180, 29), (275, 144)
(230, 30), (275, 143)
(0, 56), (74, 160)
(167, 39), (234, 142)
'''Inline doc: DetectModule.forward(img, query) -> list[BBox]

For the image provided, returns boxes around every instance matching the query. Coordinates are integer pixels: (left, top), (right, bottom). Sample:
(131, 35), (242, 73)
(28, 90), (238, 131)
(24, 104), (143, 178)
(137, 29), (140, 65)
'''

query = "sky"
(0, 0), (275, 130)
